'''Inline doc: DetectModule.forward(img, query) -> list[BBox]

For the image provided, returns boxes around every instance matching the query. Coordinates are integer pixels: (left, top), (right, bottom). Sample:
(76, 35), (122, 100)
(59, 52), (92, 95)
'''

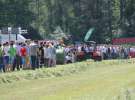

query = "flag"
(84, 28), (95, 42)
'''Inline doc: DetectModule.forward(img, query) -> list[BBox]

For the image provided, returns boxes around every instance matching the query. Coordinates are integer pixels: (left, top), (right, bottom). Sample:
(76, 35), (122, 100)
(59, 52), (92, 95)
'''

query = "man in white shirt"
(3, 42), (10, 72)
(0, 43), (5, 72)
(47, 43), (56, 67)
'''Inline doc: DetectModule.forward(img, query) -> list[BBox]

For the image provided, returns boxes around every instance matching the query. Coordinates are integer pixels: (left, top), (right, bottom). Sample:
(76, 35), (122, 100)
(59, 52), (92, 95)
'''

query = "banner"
(84, 28), (95, 42)
(112, 38), (135, 44)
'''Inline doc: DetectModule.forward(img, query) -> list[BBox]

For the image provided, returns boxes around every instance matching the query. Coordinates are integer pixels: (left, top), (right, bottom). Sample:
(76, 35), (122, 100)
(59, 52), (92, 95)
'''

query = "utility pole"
(8, 27), (12, 43)
(0, 30), (2, 43)
(120, 0), (126, 23)
(108, 0), (113, 43)
(36, 0), (40, 30)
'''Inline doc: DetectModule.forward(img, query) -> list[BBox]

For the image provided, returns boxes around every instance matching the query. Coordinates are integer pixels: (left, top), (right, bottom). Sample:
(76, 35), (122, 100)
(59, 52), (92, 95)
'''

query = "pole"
(108, 0), (113, 44)
(36, 0), (40, 30)
(120, 0), (126, 23)
(0, 30), (2, 43)
(8, 27), (12, 43)
(9, 30), (11, 43)
(16, 33), (17, 40)
(17, 27), (21, 41)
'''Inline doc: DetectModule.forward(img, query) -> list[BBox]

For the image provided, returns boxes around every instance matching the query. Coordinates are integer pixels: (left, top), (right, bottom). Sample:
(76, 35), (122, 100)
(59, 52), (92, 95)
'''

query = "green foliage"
(0, 0), (34, 27)
(0, 0), (135, 42)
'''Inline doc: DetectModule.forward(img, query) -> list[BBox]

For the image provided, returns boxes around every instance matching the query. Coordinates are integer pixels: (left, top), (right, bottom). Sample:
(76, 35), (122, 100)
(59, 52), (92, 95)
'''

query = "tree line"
(0, 0), (135, 43)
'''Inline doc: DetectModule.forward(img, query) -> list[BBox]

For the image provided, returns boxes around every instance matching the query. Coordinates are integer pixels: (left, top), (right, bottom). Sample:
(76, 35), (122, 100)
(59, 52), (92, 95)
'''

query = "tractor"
(85, 41), (102, 61)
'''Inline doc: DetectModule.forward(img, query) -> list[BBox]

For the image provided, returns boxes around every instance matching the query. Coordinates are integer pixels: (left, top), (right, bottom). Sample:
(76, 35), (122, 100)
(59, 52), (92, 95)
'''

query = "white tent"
(0, 34), (26, 43)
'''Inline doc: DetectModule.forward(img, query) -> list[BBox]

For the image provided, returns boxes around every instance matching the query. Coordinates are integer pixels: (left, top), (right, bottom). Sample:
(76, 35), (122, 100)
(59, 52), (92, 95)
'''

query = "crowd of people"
(0, 40), (57, 72)
(0, 40), (135, 73)
(63, 44), (135, 63)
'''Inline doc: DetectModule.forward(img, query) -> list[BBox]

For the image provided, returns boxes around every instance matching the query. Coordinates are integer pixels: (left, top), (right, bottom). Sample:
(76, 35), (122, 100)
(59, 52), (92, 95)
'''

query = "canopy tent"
(84, 28), (95, 42)
(0, 34), (26, 43)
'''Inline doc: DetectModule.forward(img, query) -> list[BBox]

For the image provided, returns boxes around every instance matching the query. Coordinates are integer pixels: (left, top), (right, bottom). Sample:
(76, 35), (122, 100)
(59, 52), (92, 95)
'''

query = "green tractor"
(56, 46), (65, 64)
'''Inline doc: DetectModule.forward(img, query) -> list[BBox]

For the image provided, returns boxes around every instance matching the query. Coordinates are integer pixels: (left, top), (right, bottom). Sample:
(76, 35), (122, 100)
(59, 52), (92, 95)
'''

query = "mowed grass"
(0, 59), (135, 100)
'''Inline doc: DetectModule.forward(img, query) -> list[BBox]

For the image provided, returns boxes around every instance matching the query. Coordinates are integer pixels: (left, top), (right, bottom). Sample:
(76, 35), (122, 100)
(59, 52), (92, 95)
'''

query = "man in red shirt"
(20, 43), (27, 69)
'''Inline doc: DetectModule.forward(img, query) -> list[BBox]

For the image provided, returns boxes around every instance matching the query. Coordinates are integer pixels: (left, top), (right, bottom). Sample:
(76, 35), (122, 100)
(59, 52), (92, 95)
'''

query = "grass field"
(0, 60), (135, 100)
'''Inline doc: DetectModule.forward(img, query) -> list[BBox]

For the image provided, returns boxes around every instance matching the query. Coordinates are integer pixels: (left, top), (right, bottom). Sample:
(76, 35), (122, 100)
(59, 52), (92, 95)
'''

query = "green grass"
(0, 59), (135, 100)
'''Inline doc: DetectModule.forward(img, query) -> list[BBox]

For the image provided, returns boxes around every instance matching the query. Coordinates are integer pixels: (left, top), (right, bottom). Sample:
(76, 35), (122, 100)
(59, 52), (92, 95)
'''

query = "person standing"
(30, 41), (39, 70)
(0, 43), (5, 72)
(20, 43), (27, 69)
(51, 43), (56, 67)
(13, 42), (21, 71)
(48, 43), (56, 67)
(3, 42), (10, 72)
(39, 42), (44, 68)
(25, 41), (31, 69)
(8, 42), (16, 71)
(44, 43), (49, 67)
